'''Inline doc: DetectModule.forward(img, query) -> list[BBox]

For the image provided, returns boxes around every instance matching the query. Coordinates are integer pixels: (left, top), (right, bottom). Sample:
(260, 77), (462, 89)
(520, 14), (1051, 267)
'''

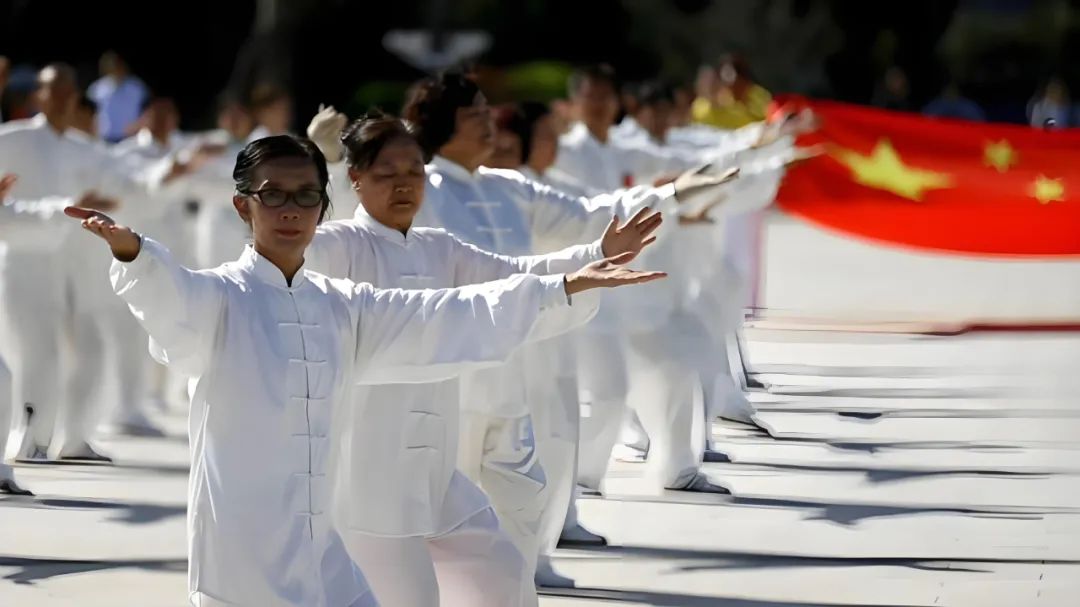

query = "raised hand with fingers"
(64, 206), (141, 261)
(564, 251), (666, 295)
(785, 144), (827, 168)
(673, 164), (740, 209)
(599, 207), (662, 261)
(307, 104), (349, 162)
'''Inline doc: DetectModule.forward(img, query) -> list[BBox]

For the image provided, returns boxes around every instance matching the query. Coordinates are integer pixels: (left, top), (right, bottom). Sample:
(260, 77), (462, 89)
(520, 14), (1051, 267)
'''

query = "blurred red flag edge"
(768, 95), (1080, 257)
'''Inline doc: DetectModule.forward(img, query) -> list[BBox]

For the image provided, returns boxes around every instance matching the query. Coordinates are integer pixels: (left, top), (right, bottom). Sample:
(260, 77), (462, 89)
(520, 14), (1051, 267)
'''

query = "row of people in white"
(1, 63), (813, 605)
(67, 133), (666, 606)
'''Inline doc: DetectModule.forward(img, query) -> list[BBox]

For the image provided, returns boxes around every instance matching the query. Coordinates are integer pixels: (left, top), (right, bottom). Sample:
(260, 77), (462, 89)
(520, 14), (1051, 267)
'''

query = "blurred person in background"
(923, 81), (985, 122)
(1028, 76), (1075, 128)
(188, 94), (258, 268)
(692, 54), (772, 129)
(873, 66), (913, 112)
(0, 172), (117, 495)
(248, 83), (294, 138)
(70, 95), (99, 139)
(88, 51), (148, 143)
(490, 101), (587, 198)
(104, 96), (194, 434)
(671, 84), (695, 128)
(612, 81), (676, 147)
(2, 64), (203, 464)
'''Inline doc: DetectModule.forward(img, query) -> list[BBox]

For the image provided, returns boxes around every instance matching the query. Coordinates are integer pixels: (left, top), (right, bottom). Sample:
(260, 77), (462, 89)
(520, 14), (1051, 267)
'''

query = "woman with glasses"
(65, 134), (663, 607)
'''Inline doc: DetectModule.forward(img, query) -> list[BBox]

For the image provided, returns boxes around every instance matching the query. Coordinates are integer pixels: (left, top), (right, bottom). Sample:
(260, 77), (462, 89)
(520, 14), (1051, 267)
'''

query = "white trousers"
(625, 318), (708, 490)
(458, 411), (546, 580)
(342, 508), (535, 607)
(1, 254), (64, 451)
(575, 332), (629, 490)
(0, 355), (13, 473)
(532, 372), (580, 559)
(102, 302), (152, 426)
(52, 302), (109, 456)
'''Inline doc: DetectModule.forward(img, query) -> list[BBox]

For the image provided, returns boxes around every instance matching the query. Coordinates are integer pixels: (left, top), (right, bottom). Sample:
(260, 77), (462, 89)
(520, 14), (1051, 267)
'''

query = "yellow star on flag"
(833, 139), (953, 201)
(984, 139), (1018, 173)
(1030, 175), (1065, 204)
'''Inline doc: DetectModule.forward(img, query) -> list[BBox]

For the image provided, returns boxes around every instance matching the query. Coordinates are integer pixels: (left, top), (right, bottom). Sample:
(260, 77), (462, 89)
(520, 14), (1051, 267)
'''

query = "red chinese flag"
(773, 97), (1080, 257)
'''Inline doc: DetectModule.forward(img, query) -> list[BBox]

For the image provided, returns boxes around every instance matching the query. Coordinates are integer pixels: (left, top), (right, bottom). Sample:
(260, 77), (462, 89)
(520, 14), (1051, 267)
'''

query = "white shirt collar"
(430, 155), (478, 183)
(351, 206), (412, 246)
(565, 122), (612, 149)
(29, 113), (65, 139)
(516, 166), (540, 182)
(238, 244), (308, 290)
(134, 128), (173, 151)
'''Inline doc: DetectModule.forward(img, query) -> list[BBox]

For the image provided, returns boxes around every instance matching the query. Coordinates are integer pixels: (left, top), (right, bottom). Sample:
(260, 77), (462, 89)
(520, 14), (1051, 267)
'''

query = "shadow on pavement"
(539, 585), (934, 606)
(0, 495), (185, 524)
(0, 556), (186, 585)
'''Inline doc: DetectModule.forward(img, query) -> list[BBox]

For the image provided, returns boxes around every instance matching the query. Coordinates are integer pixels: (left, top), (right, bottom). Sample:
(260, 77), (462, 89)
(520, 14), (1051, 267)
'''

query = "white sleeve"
(352, 273), (598, 384)
(305, 221), (357, 280)
(326, 161), (360, 221)
(449, 233), (604, 285)
(523, 176), (677, 251)
(622, 141), (702, 184)
(110, 237), (225, 377)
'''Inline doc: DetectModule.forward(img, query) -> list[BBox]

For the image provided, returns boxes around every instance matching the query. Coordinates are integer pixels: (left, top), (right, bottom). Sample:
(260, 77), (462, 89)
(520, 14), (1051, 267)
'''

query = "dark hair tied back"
(340, 110), (420, 170)
(401, 72), (481, 161)
(232, 134), (332, 221)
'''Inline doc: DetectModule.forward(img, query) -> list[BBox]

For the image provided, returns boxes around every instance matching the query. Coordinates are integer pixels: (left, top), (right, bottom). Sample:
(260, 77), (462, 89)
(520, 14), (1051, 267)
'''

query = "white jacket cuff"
(110, 235), (162, 290)
(539, 274), (572, 309)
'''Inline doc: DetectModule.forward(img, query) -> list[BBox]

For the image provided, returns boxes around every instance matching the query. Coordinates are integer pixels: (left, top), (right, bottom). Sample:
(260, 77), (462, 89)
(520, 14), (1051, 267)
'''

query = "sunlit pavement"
(4, 328), (1079, 606)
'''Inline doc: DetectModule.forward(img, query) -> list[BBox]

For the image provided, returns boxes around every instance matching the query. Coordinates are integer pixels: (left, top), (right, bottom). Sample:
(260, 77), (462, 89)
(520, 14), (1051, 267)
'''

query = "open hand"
(673, 164), (739, 204)
(599, 207), (662, 260)
(564, 251), (666, 295)
(784, 144), (827, 168)
(64, 207), (141, 261)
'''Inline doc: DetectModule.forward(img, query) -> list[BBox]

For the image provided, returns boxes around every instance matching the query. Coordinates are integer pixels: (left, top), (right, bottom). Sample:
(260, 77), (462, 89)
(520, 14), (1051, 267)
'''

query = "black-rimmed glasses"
(242, 188), (326, 208)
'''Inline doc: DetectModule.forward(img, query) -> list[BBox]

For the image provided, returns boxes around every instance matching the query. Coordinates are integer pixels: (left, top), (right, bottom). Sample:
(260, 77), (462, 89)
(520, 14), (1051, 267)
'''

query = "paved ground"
(3, 328), (1079, 606)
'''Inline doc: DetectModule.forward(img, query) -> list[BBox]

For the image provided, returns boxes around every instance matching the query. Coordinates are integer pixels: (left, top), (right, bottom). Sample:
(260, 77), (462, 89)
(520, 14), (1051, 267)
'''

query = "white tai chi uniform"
(99, 129), (195, 430)
(557, 121), (785, 489)
(0, 196), (75, 472)
(515, 165), (599, 553)
(307, 209), (603, 606)
(415, 155), (674, 576)
(113, 236), (586, 607)
(0, 115), (171, 458)
(554, 122), (704, 490)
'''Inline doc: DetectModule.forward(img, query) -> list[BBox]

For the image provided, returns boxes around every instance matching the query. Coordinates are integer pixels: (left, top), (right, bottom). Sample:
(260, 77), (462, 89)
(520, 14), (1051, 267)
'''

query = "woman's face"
(447, 92), (495, 160)
(488, 130), (523, 170)
(233, 157), (325, 257)
(351, 137), (426, 232)
(528, 113), (558, 171)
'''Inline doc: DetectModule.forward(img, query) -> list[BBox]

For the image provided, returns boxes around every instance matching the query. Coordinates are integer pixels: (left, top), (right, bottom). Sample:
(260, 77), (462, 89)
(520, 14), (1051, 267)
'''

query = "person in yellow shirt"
(692, 54), (771, 130)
